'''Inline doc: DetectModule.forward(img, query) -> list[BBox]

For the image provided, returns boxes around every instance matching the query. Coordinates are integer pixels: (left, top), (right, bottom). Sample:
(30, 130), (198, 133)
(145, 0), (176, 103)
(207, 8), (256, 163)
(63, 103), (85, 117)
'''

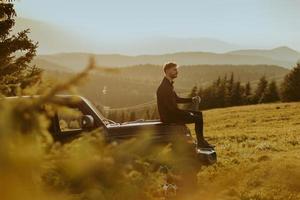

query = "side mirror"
(81, 115), (94, 130)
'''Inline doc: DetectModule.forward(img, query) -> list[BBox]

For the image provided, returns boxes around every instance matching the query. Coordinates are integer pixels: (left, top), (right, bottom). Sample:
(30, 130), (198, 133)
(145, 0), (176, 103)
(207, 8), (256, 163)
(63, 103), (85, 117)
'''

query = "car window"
(57, 107), (84, 132)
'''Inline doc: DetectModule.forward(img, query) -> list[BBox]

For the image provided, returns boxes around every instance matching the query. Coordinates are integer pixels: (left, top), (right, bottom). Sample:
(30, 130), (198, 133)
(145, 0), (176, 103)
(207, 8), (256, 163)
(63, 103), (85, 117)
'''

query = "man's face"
(166, 66), (178, 79)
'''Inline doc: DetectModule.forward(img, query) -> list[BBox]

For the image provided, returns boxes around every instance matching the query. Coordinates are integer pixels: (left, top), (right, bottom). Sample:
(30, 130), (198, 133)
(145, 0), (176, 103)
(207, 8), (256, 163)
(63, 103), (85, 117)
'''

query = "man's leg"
(193, 112), (204, 143)
(181, 111), (212, 148)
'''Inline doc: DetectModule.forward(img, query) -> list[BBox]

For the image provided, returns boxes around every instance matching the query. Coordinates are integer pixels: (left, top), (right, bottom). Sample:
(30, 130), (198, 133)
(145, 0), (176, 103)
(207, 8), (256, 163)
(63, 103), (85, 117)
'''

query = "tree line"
(103, 63), (300, 122)
(187, 63), (300, 110)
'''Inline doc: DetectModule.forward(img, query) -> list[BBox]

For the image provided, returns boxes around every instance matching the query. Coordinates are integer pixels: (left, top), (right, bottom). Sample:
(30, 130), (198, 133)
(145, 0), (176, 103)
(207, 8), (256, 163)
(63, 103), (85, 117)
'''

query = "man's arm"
(174, 92), (192, 104)
(159, 87), (189, 116)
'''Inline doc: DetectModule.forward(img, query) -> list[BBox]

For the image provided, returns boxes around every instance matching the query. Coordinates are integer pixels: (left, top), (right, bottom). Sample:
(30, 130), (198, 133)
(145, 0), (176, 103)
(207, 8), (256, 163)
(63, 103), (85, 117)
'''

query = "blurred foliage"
(0, 58), (195, 200)
(0, 98), (171, 200)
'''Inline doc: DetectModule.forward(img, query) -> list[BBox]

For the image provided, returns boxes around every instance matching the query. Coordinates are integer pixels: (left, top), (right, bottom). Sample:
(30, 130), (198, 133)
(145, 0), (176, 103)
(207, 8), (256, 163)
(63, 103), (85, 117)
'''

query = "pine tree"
(260, 80), (279, 103)
(198, 86), (214, 110)
(215, 76), (221, 86)
(243, 81), (252, 104)
(214, 76), (226, 107)
(129, 111), (136, 121)
(146, 109), (151, 119)
(228, 73), (234, 92)
(116, 111), (125, 122)
(244, 81), (251, 96)
(0, 2), (41, 96)
(107, 110), (116, 121)
(225, 73), (234, 106)
(280, 63), (300, 102)
(253, 76), (268, 104)
(231, 81), (243, 106)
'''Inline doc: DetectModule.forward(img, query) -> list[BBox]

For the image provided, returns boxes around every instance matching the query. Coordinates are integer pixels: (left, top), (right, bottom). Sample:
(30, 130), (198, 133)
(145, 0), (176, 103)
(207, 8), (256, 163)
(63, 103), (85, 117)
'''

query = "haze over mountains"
(15, 18), (242, 55)
(15, 17), (300, 70)
(35, 46), (299, 71)
(15, 18), (300, 70)
(14, 18), (92, 54)
(16, 18), (297, 107)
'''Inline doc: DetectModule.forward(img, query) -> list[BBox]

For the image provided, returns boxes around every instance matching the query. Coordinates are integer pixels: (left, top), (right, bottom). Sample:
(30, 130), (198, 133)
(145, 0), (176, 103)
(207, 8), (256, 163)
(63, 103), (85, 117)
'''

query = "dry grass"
(187, 102), (300, 200)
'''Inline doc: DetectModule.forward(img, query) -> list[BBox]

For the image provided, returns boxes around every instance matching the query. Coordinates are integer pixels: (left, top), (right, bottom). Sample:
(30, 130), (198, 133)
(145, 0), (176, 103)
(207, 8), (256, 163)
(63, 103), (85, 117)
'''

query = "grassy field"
(186, 102), (300, 200)
(1, 96), (300, 200)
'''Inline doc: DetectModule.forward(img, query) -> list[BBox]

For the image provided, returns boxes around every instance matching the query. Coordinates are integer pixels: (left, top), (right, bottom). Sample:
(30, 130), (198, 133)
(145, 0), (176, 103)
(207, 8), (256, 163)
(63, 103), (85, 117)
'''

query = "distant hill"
(15, 18), (300, 68)
(229, 46), (300, 66)
(45, 64), (289, 108)
(32, 58), (73, 72)
(36, 49), (296, 71)
(116, 64), (289, 89)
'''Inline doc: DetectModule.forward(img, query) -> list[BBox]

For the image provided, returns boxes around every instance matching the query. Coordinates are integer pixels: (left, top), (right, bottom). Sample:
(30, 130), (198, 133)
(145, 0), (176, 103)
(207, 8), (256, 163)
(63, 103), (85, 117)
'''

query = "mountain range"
(13, 17), (300, 70)
(34, 46), (300, 71)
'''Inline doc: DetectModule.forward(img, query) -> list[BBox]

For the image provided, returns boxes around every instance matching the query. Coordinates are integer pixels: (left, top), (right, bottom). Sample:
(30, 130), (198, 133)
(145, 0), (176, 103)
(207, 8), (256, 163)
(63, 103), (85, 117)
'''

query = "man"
(156, 62), (213, 148)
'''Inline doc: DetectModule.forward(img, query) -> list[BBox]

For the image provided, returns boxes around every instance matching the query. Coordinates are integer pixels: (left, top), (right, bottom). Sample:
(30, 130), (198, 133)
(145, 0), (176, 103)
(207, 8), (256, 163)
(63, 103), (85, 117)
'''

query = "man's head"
(163, 62), (178, 80)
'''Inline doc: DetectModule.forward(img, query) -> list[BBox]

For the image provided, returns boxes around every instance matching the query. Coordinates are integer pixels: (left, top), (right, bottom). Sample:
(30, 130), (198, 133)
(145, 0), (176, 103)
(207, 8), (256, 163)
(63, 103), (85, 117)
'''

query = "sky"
(14, 0), (300, 52)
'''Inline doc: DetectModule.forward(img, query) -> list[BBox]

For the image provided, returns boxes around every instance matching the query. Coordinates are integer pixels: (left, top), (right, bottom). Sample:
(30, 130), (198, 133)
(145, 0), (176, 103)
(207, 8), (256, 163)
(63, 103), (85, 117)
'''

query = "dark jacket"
(156, 77), (192, 122)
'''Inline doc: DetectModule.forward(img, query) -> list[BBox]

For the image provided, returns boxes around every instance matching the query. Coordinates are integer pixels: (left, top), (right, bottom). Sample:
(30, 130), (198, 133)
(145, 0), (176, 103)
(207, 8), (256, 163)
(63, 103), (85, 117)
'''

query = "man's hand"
(192, 96), (201, 104)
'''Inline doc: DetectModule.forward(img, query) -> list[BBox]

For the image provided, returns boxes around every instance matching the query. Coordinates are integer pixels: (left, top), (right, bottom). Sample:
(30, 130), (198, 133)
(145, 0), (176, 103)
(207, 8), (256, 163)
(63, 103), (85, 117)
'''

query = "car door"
(50, 101), (104, 143)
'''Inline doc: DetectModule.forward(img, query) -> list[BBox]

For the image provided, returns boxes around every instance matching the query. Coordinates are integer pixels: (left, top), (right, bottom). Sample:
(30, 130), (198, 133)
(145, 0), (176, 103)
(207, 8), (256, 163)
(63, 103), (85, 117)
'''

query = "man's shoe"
(204, 140), (215, 148)
(197, 139), (215, 148)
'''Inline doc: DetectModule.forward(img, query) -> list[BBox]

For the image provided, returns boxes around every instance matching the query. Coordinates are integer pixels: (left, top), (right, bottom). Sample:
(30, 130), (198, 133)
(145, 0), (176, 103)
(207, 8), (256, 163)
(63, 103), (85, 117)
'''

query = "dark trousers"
(180, 110), (204, 143)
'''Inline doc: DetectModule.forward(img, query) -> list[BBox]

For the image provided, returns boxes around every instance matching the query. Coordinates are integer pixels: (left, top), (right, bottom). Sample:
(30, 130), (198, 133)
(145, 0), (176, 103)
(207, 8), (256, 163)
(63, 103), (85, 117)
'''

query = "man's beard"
(171, 74), (177, 79)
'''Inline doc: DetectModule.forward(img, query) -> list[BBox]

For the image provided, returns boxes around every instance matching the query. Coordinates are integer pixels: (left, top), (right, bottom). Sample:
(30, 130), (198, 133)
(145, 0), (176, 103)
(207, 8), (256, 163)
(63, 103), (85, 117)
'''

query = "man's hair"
(163, 62), (177, 73)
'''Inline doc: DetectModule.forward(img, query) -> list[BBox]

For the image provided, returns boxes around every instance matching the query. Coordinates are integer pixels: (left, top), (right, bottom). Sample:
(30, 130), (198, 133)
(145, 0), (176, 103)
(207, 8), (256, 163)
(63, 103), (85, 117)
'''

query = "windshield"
(85, 99), (105, 119)
(82, 97), (118, 125)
